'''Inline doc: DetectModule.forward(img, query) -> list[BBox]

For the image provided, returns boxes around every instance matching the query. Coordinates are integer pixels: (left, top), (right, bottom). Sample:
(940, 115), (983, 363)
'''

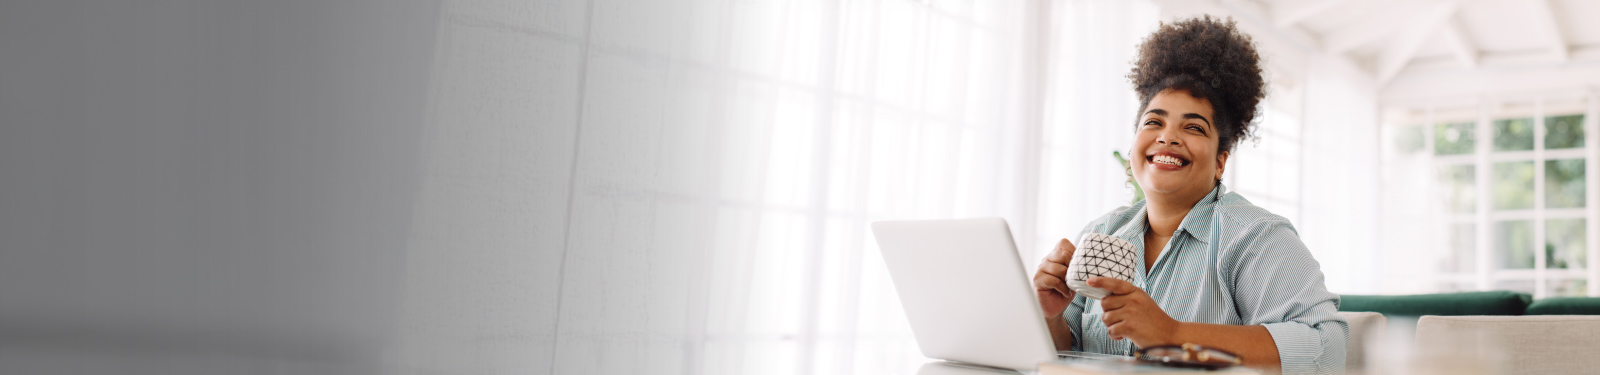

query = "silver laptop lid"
(871, 218), (1057, 370)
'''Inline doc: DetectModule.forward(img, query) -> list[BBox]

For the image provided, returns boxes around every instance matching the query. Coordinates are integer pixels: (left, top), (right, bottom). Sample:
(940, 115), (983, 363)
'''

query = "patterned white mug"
(1065, 232), (1139, 300)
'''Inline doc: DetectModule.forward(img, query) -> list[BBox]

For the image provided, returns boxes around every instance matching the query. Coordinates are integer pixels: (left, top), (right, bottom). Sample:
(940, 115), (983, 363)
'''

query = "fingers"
(1095, 278), (1143, 311)
(1034, 273), (1074, 298)
(1100, 309), (1125, 327)
(1035, 238), (1082, 300)
(1105, 321), (1133, 341)
(1088, 276), (1138, 295)
(1033, 273), (1061, 291)
(1037, 262), (1068, 278)
(1044, 238), (1076, 263)
(1099, 293), (1127, 311)
(1103, 314), (1143, 342)
(1106, 319), (1168, 347)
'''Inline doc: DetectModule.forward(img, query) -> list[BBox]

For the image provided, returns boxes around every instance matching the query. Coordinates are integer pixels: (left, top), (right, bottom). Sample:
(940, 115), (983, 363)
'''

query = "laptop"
(872, 217), (1107, 370)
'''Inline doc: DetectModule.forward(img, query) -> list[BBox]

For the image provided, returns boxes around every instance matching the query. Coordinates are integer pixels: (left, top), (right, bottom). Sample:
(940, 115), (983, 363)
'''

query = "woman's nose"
(1157, 132), (1181, 146)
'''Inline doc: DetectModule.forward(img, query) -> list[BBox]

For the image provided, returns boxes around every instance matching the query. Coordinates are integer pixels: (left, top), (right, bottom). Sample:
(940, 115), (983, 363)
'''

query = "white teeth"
(1153, 155), (1184, 166)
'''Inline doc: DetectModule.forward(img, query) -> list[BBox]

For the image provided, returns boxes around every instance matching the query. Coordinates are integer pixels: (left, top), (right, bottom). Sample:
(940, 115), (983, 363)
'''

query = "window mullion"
(1587, 92), (1600, 297)
(1475, 105), (1493, 291)
(1535, 98), (1547, 299)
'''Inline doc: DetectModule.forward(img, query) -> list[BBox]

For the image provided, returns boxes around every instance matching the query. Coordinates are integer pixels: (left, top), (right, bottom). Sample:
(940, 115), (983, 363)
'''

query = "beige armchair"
(1337, 311), (1386, 372)
(1413, 315), (1600, 374)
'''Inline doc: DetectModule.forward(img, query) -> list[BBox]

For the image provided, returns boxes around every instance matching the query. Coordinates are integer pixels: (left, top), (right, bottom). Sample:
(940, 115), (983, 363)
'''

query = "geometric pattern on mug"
(1070, 233), (1138, 283)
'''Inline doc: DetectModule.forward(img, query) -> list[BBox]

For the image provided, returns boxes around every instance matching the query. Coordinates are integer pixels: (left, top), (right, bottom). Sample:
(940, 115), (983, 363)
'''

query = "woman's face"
(1130, 89), (1227, 202)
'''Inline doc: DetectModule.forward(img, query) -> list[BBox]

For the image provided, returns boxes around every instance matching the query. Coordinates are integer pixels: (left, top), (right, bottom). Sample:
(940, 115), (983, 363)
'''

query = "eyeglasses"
(1134, 343), (1243, 370)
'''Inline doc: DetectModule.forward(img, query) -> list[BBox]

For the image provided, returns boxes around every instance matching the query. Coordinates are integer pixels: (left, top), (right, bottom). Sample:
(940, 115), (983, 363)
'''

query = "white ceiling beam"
(1209, 0), (1323, 51)
(1574, 45), (1600, 61)
(1402, 45), (1600, 73)
(1375, 2), (1458, 85)
(1272, 0), (1341, 28)
(1382, 58), (1600, 105)
(1439, 15), (1478, 69)
(1321, 6), (1415, 54)
(1531, 0), (1570, 62)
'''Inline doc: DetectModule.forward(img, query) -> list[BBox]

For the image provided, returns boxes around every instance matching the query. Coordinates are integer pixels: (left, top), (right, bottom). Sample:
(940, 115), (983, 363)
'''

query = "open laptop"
(872, 218), (1119, 371)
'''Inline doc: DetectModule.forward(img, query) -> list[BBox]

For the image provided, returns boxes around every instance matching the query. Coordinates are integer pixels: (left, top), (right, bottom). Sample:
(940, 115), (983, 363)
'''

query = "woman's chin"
(1140, 181), (1198, 198)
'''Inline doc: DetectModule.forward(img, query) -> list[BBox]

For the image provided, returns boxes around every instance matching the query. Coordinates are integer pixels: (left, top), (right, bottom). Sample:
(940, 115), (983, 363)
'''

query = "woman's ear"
(1215, 151), (1229, 180)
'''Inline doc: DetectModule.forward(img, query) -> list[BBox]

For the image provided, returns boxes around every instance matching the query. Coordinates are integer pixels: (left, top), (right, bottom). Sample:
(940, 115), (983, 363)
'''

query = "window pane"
(1546, 159), (1585, 208)
(1492, 118), (1534, 151)
(1491, 161), (1529, 209)
(1550, 279), (1588, 297)
(1545, 114), (1585, 149)
(1395, 125), (1424, 154)
(1434, 122), (1475, 155)
(1438, 165), (1475, 214)
(1495, 220), (1534, 269)
(1492, 162), (1534, 210)
(1546, 219), (1586, 269)
(1440, 222), (1475, 273)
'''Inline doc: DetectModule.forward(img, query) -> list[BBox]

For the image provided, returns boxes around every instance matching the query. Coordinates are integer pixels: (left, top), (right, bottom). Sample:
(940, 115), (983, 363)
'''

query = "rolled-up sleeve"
(1228, 220), (1347, 375)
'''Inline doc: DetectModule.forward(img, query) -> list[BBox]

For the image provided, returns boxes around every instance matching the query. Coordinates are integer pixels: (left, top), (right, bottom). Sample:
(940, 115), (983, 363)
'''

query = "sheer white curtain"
(393, 0), (1058, 374)
(1033, 0), (1160, 268)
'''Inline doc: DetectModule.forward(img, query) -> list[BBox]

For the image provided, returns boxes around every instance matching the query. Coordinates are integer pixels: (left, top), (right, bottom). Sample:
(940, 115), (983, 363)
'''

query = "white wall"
(1297, 58), (1383, 294)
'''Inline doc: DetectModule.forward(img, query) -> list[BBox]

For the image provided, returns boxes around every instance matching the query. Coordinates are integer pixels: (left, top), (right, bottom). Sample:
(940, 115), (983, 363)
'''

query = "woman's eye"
(1144, 120), (1160, 126)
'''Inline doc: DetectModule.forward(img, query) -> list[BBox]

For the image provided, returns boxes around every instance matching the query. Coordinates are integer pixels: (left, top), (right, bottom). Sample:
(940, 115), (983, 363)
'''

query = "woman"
(1031, 16), (1346, 374)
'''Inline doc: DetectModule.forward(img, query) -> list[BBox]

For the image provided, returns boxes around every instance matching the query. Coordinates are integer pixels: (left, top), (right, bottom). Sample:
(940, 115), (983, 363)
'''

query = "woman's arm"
(1168, 322), (1278, 366)
(1225, 220), (1347, 374)
(1046, 312), (1075, 351)
(1087, 277), (1282, 368)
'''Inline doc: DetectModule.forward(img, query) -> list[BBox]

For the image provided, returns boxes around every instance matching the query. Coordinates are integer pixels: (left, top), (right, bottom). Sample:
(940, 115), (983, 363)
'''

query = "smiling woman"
(1031, 15), (1348, 375)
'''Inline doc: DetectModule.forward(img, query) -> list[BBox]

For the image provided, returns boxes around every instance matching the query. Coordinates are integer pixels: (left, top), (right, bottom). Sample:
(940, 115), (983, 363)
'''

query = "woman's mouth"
(1147, 154), (1189, 167)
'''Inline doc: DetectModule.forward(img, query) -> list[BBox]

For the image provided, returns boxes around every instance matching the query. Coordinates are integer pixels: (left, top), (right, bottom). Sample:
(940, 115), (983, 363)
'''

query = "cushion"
(1414, 315), (1600, 374)
(1339, 291), (1531, 316)
(1525, 297), (1600, 315)
(1336, 311), (1385, 371)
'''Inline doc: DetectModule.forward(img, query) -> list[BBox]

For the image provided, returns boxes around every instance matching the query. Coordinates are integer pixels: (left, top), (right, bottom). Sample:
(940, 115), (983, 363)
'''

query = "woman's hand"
(1091, 277), (1181, 348)
(1033, 238), (1078, 319)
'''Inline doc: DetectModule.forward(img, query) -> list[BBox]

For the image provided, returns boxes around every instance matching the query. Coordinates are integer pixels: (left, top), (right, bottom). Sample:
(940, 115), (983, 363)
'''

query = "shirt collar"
(1117, 183), (1225, 245)
(1174, 183), (1225, 244)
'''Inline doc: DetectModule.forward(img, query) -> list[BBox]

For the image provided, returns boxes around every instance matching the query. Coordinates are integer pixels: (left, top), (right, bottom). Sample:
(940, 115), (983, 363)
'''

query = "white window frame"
(1399, 93), (1600, 298)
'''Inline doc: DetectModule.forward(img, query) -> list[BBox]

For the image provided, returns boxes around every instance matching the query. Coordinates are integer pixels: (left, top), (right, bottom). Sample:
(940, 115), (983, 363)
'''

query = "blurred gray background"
(1, 0), (439, 373)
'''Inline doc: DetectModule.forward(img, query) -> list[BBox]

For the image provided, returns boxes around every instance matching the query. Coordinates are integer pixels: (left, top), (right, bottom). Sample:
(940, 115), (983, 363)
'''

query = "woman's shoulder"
(1208, 192), (1314, 265)
(1212, 191), (1297, 234)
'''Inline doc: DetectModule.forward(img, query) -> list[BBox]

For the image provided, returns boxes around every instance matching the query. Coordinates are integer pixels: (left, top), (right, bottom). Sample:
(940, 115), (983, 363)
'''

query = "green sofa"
(1339, 291), (1600, 316)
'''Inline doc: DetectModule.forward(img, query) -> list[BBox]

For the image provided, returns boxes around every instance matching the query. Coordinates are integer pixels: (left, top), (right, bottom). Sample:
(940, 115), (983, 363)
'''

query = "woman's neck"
(1144, 186), (1211, 238)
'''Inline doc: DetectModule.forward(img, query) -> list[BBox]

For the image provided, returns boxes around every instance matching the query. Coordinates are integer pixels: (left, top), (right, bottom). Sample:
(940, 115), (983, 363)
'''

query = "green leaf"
(1112, 151), (1143, 205)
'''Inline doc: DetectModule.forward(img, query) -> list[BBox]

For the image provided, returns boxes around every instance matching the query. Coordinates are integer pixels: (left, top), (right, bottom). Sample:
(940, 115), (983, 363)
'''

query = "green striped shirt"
(1063, 184), (1347, 375)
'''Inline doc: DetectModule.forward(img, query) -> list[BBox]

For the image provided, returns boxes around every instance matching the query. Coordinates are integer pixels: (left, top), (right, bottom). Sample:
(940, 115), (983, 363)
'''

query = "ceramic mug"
(1064, 232), (1139, 300)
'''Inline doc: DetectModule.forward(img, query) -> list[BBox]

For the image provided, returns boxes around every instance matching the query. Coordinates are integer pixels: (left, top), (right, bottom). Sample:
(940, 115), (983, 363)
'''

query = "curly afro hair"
(1128, 15), (1264, 155)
